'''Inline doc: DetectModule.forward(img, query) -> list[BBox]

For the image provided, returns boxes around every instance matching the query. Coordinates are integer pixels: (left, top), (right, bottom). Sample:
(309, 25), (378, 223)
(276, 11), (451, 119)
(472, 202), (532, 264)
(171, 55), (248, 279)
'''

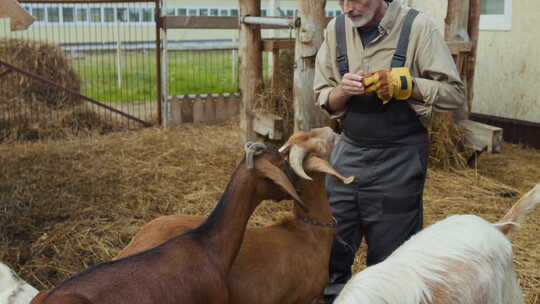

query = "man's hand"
(326, 72), (366, 114)
(362, 67), (413, 104)
(335, 72), (366, 98)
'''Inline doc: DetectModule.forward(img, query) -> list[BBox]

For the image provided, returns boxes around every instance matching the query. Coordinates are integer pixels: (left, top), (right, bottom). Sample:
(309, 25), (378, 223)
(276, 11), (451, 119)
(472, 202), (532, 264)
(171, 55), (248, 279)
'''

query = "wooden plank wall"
(169, 93), (241, 125)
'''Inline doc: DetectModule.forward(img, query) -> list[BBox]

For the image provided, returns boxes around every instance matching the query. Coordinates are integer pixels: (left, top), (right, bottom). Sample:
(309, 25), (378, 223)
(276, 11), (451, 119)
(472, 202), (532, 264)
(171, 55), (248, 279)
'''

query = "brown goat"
(30, 143), (304, 304)
(115, 127), (353, 304)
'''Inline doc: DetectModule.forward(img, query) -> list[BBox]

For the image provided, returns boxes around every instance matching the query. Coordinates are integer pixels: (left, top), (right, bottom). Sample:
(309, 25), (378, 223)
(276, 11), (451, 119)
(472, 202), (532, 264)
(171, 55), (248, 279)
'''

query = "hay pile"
(428, 112), (470, 170)
(0, 38), (81, 109)
(0, 118), (539, 302)
(0, 102), (121, 143)
(0, 39), (124, 142)
(254, 49), (296, 142)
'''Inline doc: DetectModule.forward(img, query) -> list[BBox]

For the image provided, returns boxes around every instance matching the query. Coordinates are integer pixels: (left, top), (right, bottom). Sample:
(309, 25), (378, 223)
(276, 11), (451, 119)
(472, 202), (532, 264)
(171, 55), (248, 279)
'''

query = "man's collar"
(379, 0), (402, 34)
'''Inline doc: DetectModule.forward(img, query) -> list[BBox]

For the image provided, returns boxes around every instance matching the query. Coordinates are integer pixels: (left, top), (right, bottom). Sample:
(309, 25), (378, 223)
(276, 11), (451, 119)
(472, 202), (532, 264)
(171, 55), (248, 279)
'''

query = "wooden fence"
(169, 93), (240, 125)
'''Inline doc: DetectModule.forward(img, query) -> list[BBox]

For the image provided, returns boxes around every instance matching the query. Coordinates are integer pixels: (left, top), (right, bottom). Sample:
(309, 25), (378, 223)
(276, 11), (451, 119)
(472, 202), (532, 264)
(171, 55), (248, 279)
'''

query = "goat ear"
(304, 156), (354, 184)
(254, 158), (306, 208)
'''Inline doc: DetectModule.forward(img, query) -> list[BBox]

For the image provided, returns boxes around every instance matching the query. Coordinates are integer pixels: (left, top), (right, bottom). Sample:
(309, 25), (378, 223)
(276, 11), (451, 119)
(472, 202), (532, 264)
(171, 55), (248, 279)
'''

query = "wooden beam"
(459, 119), (503, 153)
(446, 41), (473, 55)
(162, 16), (238, 29)
(253, 112), (284, 140)
(262, 39), (295, 52)
(162, 16), (294, 30)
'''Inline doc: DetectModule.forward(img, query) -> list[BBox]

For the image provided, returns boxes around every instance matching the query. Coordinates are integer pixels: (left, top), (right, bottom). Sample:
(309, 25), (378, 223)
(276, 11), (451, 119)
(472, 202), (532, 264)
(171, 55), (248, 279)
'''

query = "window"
(178, 8), (187, 16)
(480, 0), (512, 30)
(76, 8), (88, 22)
(210, 8), (219, 16)
(188, 9), (197, 16)
(117, 8), (128, 22)
(47, 7), (60, 22)
(230, 9), (238, 16)
(62, 7), (75, 22)
(164, 8), (175, 16)
(327, 10), (334, 17)
(104, 7), (115, 22)
(220, 9), (229, 16)
(335, 9), (342, 16)
(199, 8), (209, 16)
(142, 8), (153, 22)
(286, 9), (294, 17)
(33, 7), (45, 22)
(129, 8), (140, 22)
(90, 8), (101, 22)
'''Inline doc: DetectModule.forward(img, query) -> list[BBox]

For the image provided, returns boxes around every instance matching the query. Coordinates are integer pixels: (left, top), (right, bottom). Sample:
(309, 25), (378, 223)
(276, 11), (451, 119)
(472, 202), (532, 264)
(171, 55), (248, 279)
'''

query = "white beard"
(346, 0), (381, 28)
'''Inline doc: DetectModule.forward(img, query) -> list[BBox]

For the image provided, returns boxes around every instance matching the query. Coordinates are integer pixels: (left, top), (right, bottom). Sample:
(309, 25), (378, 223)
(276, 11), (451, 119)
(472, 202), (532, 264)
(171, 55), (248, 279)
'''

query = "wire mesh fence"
(0, 0), (251, 142)
(167, 47), (239, 96)
(0, 0), (159, 140)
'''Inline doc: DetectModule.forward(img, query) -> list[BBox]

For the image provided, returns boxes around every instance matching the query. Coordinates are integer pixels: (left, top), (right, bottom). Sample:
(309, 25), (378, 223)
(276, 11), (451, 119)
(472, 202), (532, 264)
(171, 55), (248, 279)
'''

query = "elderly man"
(314, 0), (466, 302)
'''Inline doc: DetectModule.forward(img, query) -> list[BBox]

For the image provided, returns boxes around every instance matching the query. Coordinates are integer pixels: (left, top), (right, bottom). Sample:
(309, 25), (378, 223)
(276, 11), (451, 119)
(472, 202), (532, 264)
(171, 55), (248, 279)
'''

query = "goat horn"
(289, 145), (312, 181)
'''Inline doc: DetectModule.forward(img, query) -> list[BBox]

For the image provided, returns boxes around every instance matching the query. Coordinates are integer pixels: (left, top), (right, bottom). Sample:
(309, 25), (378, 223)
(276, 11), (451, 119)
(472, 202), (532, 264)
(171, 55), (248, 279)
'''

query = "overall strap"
(391, 8), (419, 68)
(335, 14), (349, 76)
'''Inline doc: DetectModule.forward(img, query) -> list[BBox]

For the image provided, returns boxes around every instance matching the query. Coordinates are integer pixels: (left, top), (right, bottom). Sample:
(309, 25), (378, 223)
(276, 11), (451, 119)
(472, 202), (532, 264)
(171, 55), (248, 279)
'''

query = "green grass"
(73, 50), (242, 103)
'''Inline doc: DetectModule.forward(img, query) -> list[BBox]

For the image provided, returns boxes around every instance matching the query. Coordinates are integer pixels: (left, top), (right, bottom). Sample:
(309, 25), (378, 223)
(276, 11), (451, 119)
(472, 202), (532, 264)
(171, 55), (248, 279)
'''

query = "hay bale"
(254, 49), (295, 142)
(0, 101), (121, 143)
(428, 112), (470, 170)
(0, 38), (81, 109)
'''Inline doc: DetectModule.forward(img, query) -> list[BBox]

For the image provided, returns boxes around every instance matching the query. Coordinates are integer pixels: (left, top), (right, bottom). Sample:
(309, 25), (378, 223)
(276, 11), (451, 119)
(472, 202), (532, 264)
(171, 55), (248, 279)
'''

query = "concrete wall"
(472, 0), (539, 123)
(410, 0), (539, 124)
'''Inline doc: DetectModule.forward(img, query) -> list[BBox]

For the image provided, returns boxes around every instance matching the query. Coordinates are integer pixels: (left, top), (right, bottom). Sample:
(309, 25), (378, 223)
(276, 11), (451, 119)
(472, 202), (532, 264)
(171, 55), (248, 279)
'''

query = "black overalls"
(324, 10), (429, 297)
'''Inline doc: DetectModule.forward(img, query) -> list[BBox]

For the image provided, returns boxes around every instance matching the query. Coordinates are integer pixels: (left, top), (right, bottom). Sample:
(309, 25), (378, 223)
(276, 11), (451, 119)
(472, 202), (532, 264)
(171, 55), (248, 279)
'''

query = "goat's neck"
(197, 166), (260, 272)
(293, 174), (332, 224)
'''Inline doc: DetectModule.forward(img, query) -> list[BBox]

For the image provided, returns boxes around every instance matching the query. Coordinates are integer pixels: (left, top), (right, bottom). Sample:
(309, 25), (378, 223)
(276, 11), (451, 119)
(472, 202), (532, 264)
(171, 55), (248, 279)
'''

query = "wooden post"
(445, 0), (470, 41)
(271, 47), (281, 96)
(293, 0), (328, 131)
(467, 0), (481, 112)
(239, 0), (262, 142)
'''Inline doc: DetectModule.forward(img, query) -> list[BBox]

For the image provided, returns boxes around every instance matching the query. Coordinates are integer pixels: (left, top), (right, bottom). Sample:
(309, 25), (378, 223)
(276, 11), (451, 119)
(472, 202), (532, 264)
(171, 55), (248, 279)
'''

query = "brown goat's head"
(244, 142), (307, 211)
(279, 127), (353, 184)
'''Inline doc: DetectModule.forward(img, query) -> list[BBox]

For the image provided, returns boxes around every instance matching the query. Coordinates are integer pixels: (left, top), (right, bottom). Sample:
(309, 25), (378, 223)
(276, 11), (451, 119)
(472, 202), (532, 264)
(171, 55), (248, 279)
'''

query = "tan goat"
(114, 127), (353, 304)
(30, 143), (304, 304)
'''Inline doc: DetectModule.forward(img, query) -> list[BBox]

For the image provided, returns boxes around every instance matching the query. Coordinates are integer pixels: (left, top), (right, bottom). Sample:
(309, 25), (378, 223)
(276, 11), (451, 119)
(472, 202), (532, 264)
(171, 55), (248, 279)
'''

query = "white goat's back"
(0, 262), (38, 304)
(335, 215), (523, 304)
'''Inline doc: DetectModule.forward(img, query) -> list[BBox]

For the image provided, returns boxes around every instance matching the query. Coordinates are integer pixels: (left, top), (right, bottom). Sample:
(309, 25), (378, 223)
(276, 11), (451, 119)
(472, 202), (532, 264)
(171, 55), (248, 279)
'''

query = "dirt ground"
(1, 118), (539, 303)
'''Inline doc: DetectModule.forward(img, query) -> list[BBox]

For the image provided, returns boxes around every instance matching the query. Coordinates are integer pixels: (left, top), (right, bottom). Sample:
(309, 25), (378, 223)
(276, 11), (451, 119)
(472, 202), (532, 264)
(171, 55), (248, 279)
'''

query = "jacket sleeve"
(411, 19), (468, 123)
(314, 24), (346, 119)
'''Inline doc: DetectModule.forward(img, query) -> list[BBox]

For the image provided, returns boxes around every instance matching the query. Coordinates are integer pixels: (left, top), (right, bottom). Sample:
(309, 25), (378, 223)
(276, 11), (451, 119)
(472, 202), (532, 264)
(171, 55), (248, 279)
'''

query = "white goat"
(335, 184), (540, 304)
(0, 262), (38, 304)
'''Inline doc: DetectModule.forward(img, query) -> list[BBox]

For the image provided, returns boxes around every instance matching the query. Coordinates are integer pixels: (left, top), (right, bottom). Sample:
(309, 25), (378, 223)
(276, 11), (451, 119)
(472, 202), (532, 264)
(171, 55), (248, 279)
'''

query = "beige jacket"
(314, 1), (467, 126)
